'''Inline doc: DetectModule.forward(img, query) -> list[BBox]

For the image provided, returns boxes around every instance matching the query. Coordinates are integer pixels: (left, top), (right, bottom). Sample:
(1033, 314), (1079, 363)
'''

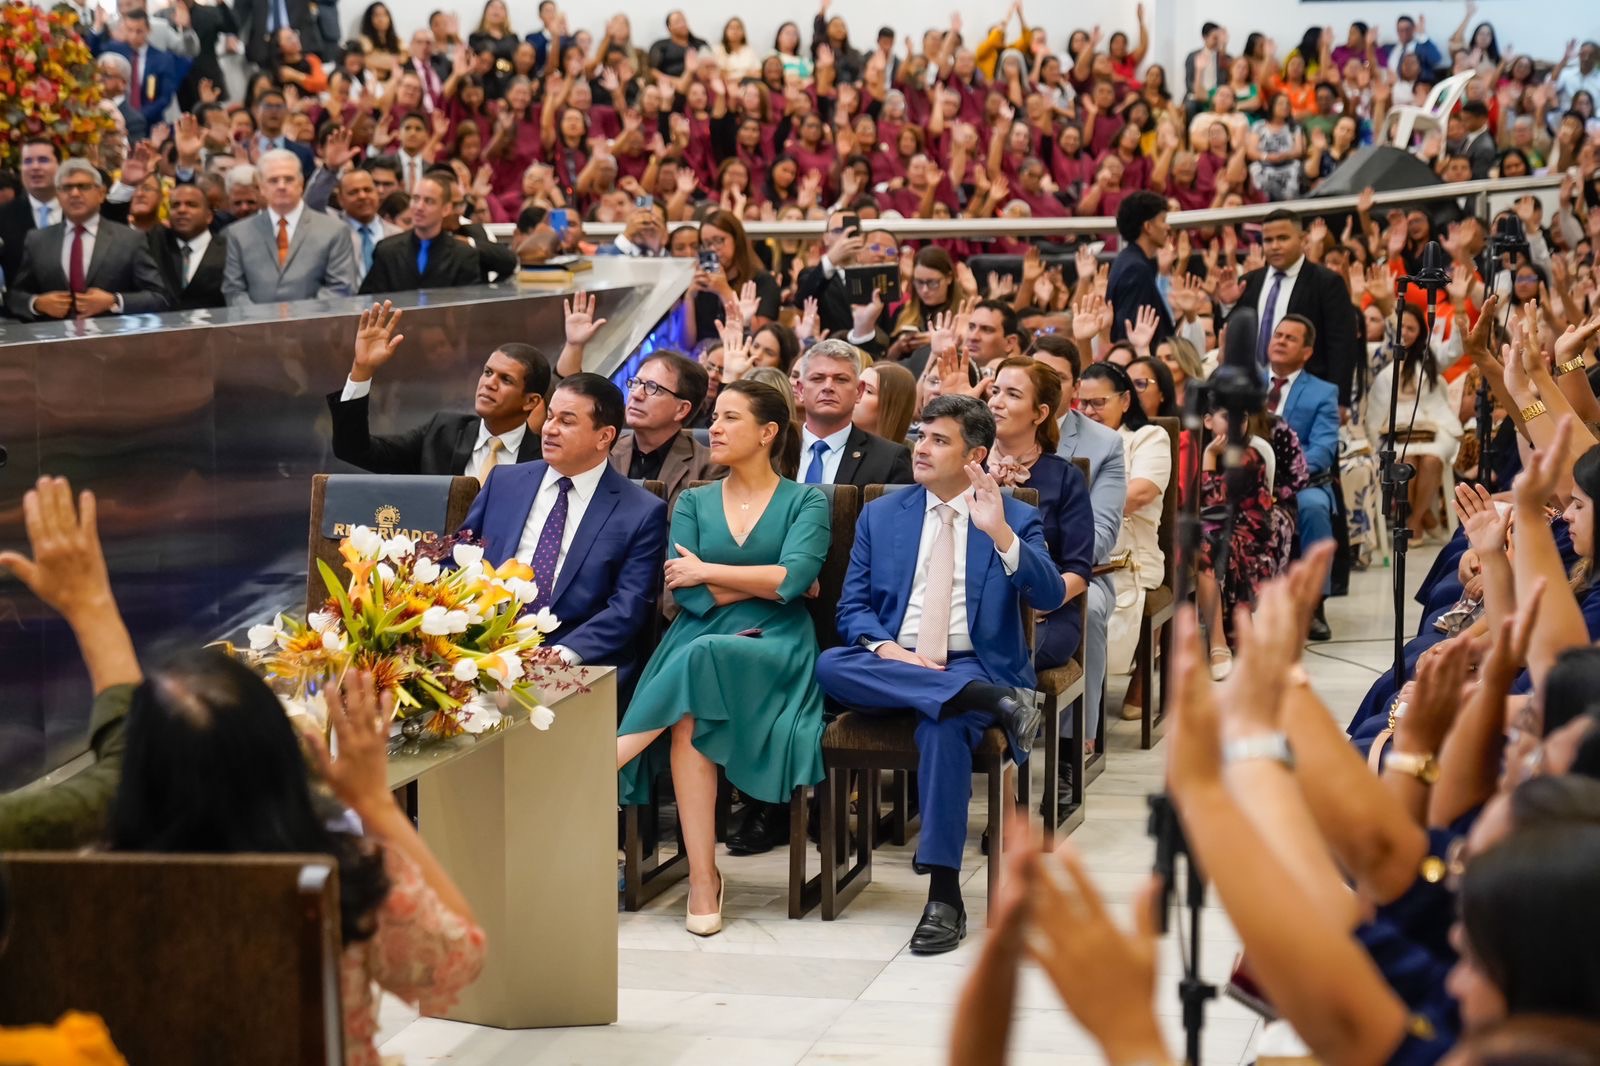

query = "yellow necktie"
(475, 437), (504, 483)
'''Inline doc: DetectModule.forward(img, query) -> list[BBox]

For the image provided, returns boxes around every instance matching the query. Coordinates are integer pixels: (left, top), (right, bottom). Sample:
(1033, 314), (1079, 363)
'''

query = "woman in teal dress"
(616, 378), (830, 937)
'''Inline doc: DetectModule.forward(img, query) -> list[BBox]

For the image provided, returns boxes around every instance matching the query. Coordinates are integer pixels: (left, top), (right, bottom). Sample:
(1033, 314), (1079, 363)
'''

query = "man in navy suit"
(816, 395), (1065, 955)
(101, 10), (184, 130)
(460, 373), (669, 698)
(1270, 314), (1340, 640)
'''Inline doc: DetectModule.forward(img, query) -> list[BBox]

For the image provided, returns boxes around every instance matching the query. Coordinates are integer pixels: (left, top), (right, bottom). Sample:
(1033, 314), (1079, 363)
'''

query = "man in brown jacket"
(608, 351), (725, 507)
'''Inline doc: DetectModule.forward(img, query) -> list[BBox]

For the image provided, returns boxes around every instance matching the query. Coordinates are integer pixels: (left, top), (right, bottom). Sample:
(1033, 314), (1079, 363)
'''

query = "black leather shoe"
(910, 901), (967, 955)
(1040, 761), (1079, 826)
(725, 800), (790, 855)
(998, 689), (1044, 758)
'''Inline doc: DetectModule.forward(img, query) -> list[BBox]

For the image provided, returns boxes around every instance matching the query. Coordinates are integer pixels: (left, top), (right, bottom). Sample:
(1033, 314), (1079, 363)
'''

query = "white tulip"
(307, 610), (337, 633)
(376, 562), (397, 586)
(460, 697), (504, 735)
(453, 544), (485, 568)
(526, 607), (559, 634)
(483, 650), (524, 687)
(420, 606), (454, 636)
(507, 577), (539, 604)
(321, 629), (348, 653)
(529, 704), (556, 730)
(382, 534), (415, 563)
(347, 526), (383, 560)
(411, 557), (440, 583)
(452, 658), (480, 682)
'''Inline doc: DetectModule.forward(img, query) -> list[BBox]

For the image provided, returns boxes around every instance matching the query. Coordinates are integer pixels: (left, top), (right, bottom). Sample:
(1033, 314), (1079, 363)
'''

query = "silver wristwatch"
(1222, 732), (1294, 770)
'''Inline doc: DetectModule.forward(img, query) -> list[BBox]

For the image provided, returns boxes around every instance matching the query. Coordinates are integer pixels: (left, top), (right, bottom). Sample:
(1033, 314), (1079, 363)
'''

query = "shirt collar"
(923, 486), (971, 518)
(182, 229), (212, 252)
(269, 201), (305, 230)
(801, 423), (853, 454)
(541, 459), (607, 502)
(28, 194), (55, 215)
(1273, 367), (1304, 389)
(1273, 255), (1306, 280)
(475, 421), (527, 454)
(70, 214), (100, 237)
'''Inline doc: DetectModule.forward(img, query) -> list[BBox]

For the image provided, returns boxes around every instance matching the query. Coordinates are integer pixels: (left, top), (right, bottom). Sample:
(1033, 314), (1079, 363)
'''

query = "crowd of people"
(8, 0), (1600, 1062)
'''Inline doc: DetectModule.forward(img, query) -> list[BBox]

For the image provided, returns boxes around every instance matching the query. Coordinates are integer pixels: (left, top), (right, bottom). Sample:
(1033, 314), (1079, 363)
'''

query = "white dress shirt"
(337, 376), (526, 476)
(512, 460), (608, 580)
(267, 201), (306, 248)
(175, 229), (212, 286)
(799, 423), (853, 484)
(890, 489), (1021, 655)
(57, 214), (101, 284)
(1256, 254), (1304, 338)
(1270, 368), (1304, 417)
(397, 150), (428, 192)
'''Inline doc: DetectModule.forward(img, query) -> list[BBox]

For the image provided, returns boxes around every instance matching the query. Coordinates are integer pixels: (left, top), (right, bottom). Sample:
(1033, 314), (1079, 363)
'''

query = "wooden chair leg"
(1041, 692), (1060, 846)
(1070, 688), (1087, 812)
(787, 786), (815, 920)
(987, 762), (1009, 918)
(819, 768), (842, 917)
(1086, 677), (1106, 784)
(1138, 616), (1155, 750)
(1153, 618), (1174, 733)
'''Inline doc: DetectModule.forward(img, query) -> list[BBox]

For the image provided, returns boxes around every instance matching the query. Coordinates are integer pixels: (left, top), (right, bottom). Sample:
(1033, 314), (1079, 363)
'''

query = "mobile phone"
(839, 212), (860, 238)
(549, 208), (569, 233)
(697, 248), (722, 273)
(635, 194), (655, 210)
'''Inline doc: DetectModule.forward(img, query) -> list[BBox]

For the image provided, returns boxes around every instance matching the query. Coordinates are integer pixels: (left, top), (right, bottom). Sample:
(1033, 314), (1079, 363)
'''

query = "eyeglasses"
(59, 182), (98, 193)
(1130, 378), (1155, 391)
(626, 377), (683, 400)
(1078, 396), (1115, 410)
(912, 276), (948, 290)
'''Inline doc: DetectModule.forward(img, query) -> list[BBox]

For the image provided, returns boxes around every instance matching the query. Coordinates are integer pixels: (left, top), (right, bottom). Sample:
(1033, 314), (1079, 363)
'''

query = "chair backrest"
(1152, 417), (1181, 590)
(691, 428), (710, 448)
(1382, 70), (1474, 146)
(632, 479), (669, 642)
(802, 483), (861, 648)
(306, 474), (480, 614)
(0, 851), (344, 1065)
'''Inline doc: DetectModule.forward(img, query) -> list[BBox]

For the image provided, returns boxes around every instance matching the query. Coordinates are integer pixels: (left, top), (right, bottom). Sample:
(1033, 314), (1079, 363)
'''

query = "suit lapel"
(451, 419), (479, 477)
(659, 432), (694, 499)
(553, 468), (620, 604)
(489, 461), (545, 562)
(281, 212), (311, 275)
(39, 227), (68, 289)
(965, 511), (993, 631)
(834, 427), (867, 486)
(83, 223), (113, 287)
(885, 488), (926, 636)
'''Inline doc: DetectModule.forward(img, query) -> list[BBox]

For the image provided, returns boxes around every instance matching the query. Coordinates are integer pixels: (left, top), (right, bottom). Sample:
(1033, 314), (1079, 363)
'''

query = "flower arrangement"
(243, 527), (564, 741)
(0, 2), (115, 170)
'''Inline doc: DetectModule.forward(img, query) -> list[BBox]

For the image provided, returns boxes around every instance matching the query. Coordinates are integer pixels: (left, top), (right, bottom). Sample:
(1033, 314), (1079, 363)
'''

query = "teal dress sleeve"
(668, 487), (716, 618)
(773, 486), (832, 603)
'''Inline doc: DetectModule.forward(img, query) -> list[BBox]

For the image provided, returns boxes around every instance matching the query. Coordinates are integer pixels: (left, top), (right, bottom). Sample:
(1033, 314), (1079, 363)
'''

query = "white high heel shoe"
(686, 874), (725, 937)
(1209, 648), (1234, 681)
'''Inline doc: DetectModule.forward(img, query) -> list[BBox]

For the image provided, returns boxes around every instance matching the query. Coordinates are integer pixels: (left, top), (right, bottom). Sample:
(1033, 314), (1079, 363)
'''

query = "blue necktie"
(1256, 270), (1284, 369)
(804, 439), (829, 484)
(529, 476), (572, 610)
(35, 203), (49, 229)
(359, 226), (375, 275)
(416, 237), (430, 278)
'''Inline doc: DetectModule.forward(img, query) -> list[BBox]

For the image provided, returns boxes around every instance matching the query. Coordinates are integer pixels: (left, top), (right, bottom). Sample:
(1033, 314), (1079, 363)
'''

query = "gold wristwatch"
(1385, 750), (1440, 785)
(1520, 398), (1548, 422)
(1554, 356), (1588, 377)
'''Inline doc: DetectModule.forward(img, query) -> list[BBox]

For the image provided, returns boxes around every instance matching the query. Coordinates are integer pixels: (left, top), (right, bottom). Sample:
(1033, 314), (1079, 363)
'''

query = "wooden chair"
(1132, 417), (1181, 749)
(305, 473), (480, 614)
(781, 483), (866, 919)
(0, 852), (345, 1065)
(815, 484), (1042, 922)
(1050, 456), (1096, 813)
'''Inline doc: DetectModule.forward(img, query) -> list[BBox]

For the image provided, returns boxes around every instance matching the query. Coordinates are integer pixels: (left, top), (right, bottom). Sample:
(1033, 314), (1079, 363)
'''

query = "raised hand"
(736, 279), (760, 323)
(795, 296), (821, 342)
(0, 477), (114, 626)
(564, 291), (608, 346)
(718, 318), (754, 380)
(351, 301), (405, 380)
(1073, 293), (1109, 341)
(1454, 483), (1509, 557)
(305, 672), (397, 816)
(1126, 304), (1159, 355)
(963, 461), (1012, 546)
(174, 112), (204, 163)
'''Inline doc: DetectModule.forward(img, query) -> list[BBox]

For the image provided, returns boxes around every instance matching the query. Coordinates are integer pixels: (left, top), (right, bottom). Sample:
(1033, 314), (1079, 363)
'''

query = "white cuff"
(996, 534), (1021, 574)
(107, 182), (134, 203)
(847, 328), (876, 345)
(821, 255), (838, 278)
(552, 644), (582, 666)
(340, 376), (373, 401)
(865, 639), (890, 653)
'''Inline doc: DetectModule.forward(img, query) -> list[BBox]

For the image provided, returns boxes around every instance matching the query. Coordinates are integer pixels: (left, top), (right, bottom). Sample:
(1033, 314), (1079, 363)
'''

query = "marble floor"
(378, 547), (1436, 1065)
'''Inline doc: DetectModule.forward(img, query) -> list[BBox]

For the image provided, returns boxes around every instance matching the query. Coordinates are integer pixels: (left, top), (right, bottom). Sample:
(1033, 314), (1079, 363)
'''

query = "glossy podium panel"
(0, 257), (691, 788)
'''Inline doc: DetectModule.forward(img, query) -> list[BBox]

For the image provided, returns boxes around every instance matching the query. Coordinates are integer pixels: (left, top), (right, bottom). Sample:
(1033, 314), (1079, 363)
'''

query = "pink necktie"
(915, 504), (957, 665)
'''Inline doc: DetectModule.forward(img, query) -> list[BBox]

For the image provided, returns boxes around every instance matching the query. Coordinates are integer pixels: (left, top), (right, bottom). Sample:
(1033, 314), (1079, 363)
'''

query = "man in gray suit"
(222, 148), (358, 306)
(4, 159), (171, 321)
(1033, 337), (1126, 749)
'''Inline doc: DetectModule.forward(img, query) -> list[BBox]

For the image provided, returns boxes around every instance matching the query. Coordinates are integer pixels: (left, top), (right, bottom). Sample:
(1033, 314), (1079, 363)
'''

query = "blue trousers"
(815, 646), (997, 871)
(1296, 483), (1335, 594)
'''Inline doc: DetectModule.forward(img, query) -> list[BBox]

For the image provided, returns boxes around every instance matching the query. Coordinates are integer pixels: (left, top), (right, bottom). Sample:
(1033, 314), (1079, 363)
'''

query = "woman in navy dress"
(985, 356), (1095, 669)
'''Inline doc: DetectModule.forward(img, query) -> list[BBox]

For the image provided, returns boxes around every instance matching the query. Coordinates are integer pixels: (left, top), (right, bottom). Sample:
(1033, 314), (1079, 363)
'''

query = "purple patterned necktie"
(529, 476), (572, 611)
(1256, 270), (1284, 369)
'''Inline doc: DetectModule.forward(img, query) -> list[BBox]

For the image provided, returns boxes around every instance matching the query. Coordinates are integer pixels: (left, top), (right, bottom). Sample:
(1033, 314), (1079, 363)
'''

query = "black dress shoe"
(725, 800), (790, 855)
(997, 689), (1044, 758)
(910, 901), (967, 955)
(1040, 762), (1079, 826)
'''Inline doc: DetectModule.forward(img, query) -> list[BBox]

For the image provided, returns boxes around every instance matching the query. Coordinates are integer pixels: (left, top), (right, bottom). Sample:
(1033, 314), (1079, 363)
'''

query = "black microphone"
(1409, 240), (1452, 295)
(1220, 305), (1262, 374)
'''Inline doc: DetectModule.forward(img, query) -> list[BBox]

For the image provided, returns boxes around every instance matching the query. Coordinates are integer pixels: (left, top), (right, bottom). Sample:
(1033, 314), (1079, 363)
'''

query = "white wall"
(368, 0), (1593, 85)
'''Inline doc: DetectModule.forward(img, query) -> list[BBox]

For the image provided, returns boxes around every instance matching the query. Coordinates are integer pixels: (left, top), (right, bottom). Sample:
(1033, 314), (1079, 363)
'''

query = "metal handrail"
(483, 173), (1561, 242)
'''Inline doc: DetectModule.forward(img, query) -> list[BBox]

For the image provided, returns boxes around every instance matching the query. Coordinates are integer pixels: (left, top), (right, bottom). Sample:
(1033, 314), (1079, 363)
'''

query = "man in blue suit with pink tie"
(460, 374), (669, 698)
(815, 395), (1065, 955)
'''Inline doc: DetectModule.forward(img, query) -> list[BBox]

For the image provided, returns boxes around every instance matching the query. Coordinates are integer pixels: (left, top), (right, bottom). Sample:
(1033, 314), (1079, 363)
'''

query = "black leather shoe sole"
(910, 902), (967, 955)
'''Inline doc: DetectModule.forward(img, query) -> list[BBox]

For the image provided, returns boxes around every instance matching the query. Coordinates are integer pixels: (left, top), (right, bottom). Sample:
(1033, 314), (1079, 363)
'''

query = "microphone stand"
(1145, 339), (1262, 1066)
(1380, 247), (1449, 687)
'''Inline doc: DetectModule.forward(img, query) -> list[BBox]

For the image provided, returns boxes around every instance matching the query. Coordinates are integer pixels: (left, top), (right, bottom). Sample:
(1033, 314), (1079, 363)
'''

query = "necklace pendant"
(740, 502), (750, 510)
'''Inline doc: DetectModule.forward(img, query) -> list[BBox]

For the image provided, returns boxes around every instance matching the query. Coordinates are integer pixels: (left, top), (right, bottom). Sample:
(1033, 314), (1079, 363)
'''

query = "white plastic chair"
(1379, 71), (1476, 150)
